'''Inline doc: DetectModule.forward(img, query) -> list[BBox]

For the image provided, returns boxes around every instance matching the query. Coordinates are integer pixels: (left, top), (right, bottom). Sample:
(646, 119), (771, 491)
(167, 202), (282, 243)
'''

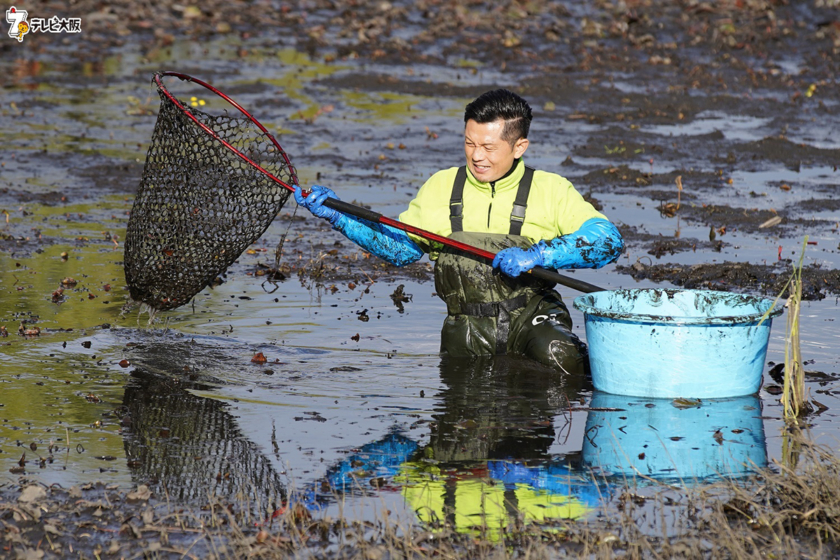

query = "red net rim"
(153, 71), (299, 193)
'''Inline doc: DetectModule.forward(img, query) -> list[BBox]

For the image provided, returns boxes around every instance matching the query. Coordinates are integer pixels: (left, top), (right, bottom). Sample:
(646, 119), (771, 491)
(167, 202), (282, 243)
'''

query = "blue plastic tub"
(573, 289), (783, 398)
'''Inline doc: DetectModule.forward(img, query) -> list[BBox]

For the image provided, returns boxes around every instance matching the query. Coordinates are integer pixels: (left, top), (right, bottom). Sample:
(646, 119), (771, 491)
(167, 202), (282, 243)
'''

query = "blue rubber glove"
(294, 432), (419, 511)
(487, 460), (603, 508)
(492, 218), (624, 277)
(492, 244), (543, 278)
(294, 184), (341, 225)
(294, 184), (424, 267)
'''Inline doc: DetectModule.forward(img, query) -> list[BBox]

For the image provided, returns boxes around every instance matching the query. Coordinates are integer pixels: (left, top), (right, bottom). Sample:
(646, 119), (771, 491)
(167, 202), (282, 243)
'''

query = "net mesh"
(124, 82), (296, 312)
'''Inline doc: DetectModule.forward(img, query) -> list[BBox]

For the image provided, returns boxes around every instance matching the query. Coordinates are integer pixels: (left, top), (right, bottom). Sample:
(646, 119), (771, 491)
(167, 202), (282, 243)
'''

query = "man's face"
(464, 119), (529, 183)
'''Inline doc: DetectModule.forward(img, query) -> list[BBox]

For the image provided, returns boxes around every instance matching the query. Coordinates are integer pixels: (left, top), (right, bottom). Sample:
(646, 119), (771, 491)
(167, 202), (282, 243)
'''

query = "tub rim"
(573, 288), (785, 326)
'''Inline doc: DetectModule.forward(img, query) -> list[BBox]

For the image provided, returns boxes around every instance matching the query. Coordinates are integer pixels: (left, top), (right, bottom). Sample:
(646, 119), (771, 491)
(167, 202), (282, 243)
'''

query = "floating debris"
(251, 352), (267, 364)
(18, 323), (40, 336)
(390, 284), (412, 313)
(759, 216), (783, 229)
(672, 398), (702, 409)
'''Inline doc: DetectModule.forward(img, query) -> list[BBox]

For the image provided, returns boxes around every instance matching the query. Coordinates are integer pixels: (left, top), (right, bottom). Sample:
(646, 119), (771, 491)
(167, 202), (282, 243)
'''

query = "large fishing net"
(124, 73), (297, 314)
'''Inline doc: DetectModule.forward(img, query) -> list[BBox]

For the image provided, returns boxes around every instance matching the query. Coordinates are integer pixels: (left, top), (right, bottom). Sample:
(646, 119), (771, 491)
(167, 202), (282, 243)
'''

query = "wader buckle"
(460, 294), (529, 317)
(459, 294), (529, 355)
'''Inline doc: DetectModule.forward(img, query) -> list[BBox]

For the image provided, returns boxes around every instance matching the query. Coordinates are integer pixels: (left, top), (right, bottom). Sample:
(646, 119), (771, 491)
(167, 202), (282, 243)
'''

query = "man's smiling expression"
(464, 119), (529, 184)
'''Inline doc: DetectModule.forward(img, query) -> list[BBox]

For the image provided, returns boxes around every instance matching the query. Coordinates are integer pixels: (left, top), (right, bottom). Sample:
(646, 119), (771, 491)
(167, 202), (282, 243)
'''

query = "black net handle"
(323, 198), (604, 293)
(156, 72), (604, 294)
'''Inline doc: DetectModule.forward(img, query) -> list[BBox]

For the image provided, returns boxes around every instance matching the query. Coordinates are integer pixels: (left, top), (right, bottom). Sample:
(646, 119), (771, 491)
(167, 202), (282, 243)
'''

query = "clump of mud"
(618, 260), (840, 301)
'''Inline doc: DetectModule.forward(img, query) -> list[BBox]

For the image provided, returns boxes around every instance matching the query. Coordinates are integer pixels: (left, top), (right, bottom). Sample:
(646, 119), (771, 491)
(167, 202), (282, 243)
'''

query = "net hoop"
(124, 72), (299, 313)
(154, 71), (299, 192)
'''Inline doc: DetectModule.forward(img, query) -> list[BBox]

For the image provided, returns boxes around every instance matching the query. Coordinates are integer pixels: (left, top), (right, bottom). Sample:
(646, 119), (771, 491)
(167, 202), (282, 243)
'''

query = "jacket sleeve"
(333, 214), (425, 267)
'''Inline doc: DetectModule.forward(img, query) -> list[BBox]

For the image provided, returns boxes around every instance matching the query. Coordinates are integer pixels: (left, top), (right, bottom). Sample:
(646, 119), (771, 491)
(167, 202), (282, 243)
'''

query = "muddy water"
(2, 26), (839, 533)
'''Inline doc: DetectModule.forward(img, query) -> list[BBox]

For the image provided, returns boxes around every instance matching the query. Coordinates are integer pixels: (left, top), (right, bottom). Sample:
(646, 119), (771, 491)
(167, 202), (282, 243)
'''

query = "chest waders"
(434, 166), (588, 374)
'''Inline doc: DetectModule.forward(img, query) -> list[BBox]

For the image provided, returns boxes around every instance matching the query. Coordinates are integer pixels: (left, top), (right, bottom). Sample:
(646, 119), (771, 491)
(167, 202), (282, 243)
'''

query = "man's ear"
(514, 137), (529, 159)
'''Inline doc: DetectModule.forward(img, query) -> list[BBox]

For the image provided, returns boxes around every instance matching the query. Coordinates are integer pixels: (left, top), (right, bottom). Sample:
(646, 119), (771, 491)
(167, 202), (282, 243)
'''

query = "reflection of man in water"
(295, 90), (623, 372)
(306, 357), (599, 536)
(426, 356), (583, 462)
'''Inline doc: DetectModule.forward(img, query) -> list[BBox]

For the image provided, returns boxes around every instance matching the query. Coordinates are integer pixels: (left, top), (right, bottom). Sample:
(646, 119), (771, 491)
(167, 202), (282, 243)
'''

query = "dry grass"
(232, 441), (840, 559)
(4, 437), (840, 559)
(8, 450), (840, 560)
(241, 436), (840, 558)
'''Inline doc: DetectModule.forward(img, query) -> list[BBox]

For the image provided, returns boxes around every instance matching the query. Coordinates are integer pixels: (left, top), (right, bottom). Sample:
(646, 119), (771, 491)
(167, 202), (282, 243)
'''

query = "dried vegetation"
(3, 436), (840, 559)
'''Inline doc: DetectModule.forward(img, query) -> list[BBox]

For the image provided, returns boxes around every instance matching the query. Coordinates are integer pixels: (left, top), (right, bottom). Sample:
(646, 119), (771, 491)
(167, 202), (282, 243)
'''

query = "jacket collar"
(465, 158), (525, 193)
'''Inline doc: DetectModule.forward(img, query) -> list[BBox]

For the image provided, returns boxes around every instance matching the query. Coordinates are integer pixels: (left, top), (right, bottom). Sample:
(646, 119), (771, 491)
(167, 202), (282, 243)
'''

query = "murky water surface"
(1, 32), (839, 533)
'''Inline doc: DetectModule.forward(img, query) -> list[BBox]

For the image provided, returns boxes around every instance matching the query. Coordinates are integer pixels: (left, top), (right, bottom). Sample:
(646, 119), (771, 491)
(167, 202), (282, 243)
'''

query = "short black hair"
(464, 89), (532, 145)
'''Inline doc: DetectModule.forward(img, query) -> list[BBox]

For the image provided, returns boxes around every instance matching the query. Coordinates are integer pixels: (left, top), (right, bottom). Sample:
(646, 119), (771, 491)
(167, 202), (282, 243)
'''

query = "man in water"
(294, 89), (623, 373)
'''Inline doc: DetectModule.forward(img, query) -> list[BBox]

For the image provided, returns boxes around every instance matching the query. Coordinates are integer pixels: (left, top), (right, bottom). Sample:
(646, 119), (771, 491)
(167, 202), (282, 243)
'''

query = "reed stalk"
(675, 175), (683, 210)
(781, 424), (803, 471)
(782, 237), (808, 421)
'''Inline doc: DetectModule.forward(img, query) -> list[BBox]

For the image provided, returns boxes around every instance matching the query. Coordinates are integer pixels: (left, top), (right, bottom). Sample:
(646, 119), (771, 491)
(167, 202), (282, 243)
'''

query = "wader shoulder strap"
(509, 166), (534, 236)
(450, 164), (534, 235)
(449, 166), (467, 233)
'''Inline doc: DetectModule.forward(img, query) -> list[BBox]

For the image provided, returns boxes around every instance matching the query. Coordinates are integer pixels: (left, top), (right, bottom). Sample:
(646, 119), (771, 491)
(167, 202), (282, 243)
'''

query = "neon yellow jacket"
(399, 159), (605, 257)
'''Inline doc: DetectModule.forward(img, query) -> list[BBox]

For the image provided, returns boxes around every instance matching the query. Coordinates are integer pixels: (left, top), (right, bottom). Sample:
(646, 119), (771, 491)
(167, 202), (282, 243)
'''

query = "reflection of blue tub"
(582, 391), (767, 483)
(573, 289), (783, 398)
